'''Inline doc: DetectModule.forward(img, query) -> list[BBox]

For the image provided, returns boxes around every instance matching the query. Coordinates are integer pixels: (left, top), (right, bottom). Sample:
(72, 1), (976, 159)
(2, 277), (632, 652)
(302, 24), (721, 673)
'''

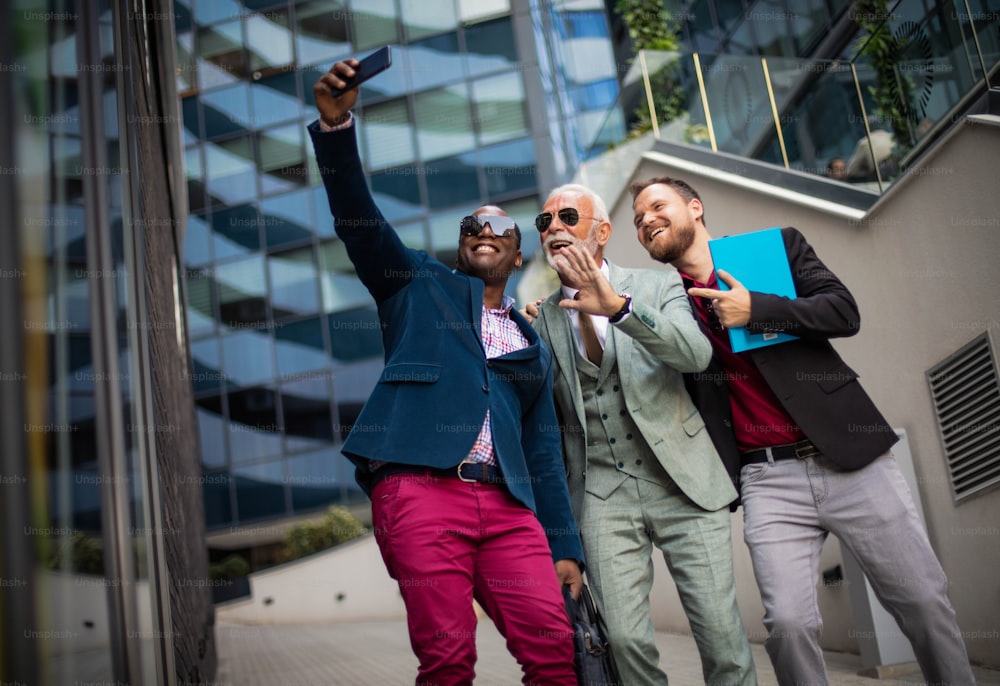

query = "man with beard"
(529, 184), (756, 685)
(310, 58), (584, 685)
(630, 176), (975, 686)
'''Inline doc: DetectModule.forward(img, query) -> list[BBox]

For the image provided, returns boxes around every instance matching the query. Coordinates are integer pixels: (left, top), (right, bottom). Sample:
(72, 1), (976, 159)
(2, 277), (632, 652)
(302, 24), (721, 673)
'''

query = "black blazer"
(684, 227), (899, 496)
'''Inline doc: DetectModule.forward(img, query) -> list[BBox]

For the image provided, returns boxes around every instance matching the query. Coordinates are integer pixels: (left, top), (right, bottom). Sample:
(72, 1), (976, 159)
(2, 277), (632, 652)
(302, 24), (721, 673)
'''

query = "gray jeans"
(741, 450), (975, 686)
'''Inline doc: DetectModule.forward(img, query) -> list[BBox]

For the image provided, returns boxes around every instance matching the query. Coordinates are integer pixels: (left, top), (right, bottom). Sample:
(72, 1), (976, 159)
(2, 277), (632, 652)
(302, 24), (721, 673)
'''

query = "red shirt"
(685, 273), (806, 452)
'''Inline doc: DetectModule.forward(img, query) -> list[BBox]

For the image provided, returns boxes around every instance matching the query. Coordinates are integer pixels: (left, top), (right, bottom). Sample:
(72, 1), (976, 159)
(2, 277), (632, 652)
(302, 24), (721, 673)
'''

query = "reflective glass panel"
(257, 123), (308, 194)
(211, 204), (261, 258)
(351, 0), (400, 51)
(361, 98), (416, 170)
(294, 0), (350, 65)
(282, 373), (335, 450)
(203, 469), (234, 528)
(480, 137), (536, 196)
(184, 211), (213, 267)
(275, 316), (329, 378)
(184, 145), (206, 212)
(246, 9), (293, 71)
(464, 17), (517, 77)
(215, 255), (269, 330)
(197, 405), (229, 469)
(186, 267), (217, 338)
(269, 247), (321, 319)
(414, 84), (476, 159)
(234, 458), (287, 520)
(471, 72), (527, 145)
(401, 0), (457, 41)
(249, 71), (301, 129)
(190, 337), (224, 395)
(201, 84), (252, 138)
(459, 0), (508, 23)
(287, 449), (345, 511)
(408, 32), (464, 90)
(261, 188), (315, 248)
(423, 152), (480, 208)
(194, 0), (243, 24)
(206, 136), (258, 205)
(369, 166), (423, 221)
(197, 20), (249, 83)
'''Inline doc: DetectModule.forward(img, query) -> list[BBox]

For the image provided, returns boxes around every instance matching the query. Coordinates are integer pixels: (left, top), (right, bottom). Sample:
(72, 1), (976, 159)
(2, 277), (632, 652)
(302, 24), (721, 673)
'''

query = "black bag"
(562, 585), (621, 686)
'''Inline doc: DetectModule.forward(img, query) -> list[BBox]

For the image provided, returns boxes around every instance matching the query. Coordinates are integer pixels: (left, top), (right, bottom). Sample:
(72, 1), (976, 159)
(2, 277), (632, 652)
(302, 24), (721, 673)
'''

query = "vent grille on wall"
(926, 331), (1000, 502)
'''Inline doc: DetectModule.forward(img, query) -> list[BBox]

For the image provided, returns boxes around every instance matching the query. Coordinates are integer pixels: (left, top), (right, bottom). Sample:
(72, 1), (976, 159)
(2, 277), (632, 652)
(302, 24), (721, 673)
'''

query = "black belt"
(370, 460), (504, 489)
(742, 439), (821, 465)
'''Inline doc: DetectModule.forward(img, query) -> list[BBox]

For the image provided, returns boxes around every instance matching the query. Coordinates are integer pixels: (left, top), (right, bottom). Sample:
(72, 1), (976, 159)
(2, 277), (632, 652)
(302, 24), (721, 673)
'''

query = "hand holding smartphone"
(327, 46), (392, 97)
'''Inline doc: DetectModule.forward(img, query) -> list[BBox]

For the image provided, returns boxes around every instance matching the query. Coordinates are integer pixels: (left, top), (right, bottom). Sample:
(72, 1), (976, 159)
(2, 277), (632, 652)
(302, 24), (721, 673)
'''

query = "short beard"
(647, 223), (694, 264)
(543, 222), (600, 272)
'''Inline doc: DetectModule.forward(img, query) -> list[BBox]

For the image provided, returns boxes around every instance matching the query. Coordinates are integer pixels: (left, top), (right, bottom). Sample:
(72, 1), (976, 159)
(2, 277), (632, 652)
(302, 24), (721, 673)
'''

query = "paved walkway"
(215, 618), (999, 685)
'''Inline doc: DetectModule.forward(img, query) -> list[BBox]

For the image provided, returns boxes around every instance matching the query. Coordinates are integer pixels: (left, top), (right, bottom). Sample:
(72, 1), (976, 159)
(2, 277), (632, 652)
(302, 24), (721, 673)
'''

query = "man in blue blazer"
(631, 175), (974, 686)
(310, 59), (584, 685)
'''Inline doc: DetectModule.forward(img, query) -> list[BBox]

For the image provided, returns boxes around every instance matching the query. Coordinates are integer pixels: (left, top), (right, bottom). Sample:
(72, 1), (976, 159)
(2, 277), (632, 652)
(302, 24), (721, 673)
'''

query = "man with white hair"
(529, 184), (756, 685)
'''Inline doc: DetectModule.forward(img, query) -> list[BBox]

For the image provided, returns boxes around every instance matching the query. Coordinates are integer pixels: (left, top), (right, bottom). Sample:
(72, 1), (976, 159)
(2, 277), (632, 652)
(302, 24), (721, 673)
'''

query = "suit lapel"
(603, 263), (633, 385)
(540, 294), (586, 429)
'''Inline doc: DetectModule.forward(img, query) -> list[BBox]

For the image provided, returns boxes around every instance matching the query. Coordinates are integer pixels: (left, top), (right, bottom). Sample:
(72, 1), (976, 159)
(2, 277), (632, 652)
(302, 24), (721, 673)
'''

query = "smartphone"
(328, 46), (392, 97)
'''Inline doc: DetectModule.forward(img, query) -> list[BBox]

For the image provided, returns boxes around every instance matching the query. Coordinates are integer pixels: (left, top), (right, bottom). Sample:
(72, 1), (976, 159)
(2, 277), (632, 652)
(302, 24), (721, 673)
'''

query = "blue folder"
(707, 227), (798, 353)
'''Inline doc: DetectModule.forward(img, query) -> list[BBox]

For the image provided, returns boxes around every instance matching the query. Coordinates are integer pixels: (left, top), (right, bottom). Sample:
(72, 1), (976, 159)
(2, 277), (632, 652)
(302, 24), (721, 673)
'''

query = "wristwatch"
(608, 293), (632, 323)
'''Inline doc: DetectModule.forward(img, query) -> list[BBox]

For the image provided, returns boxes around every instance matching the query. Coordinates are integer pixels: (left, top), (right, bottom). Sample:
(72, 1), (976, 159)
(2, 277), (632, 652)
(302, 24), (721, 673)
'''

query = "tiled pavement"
(215, 618), (1000, 685)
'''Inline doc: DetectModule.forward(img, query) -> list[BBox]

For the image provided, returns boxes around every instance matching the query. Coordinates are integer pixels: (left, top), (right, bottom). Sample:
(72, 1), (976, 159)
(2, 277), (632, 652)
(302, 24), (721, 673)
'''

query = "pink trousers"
(371, 473), (576, 686)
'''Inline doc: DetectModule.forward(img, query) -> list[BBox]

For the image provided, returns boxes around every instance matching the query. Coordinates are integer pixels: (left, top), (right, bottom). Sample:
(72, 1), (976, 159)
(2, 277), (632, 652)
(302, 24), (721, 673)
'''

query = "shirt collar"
(484, 294), (516, 315)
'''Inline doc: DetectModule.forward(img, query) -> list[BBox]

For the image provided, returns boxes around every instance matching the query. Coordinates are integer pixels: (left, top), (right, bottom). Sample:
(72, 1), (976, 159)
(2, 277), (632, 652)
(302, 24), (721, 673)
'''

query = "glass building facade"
(174, 0), (620, 545)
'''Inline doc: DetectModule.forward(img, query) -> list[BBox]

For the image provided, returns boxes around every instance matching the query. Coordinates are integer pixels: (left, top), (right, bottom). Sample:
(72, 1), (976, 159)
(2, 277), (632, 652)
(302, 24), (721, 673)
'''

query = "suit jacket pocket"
(682, 409), (707, 437)
(815, 362), (858, 394)
(378, 363), (441, 384)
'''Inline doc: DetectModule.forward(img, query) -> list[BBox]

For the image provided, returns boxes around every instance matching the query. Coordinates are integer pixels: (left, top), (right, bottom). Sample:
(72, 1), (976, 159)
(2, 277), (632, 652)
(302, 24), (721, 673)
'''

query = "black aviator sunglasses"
(534, 208), (598, 233)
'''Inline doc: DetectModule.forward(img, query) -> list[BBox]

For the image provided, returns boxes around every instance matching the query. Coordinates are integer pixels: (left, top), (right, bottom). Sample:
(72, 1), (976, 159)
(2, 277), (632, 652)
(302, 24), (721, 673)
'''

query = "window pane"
(464, 17), (517, 77)
(249, 71), (301, 129)
(472, 72), (527, 145)
(318, 241), (373, 312)
(201, 84), (251, 138)
(295, 0), (350, 65)
(282, 373), (335, 451)
(257, 123), (308, 194)
(401, 0), (457, 41)
(216, 255), (269, 329)
(206, 136), (257, 205)
(190, 337), (224, 395)
(227, 386), (281, 451)
(370, 166), (423, 221)
(261, 188), (316, 248)
(352, 0), (400, 51)
(459, 0), (509, 24)
(194, 0), (243, 24)
(361, 98), (416, 169)
(234, 459), (287, 520)
(287, 449), (344, 512)
(197, 20), (248, 84)
(414, 84), (476, 159)
(197, 405), (228, 468)
(246, 10), (293, 71)
(211, 204), (261, 258)
(408, 31), (464, 90)
(480, 137), (536, 196)
(269, 247), (320, 319)
(184, 210), (213, 268)
(423, 152), (480, 208)
(186, 267), (217, 338)
(203, 470), (234, 528)
(222, 332), (276, 388)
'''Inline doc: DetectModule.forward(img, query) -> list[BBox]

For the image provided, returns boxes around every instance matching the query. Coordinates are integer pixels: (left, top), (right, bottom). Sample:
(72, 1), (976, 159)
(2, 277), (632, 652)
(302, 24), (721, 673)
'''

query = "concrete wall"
(592, 115), (1000, 667)
(216, 535), (405, 625)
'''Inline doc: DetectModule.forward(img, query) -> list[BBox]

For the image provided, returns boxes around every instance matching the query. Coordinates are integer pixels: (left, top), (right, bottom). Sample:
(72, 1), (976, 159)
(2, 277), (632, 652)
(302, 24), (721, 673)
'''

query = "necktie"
(578, 311), (603, 366)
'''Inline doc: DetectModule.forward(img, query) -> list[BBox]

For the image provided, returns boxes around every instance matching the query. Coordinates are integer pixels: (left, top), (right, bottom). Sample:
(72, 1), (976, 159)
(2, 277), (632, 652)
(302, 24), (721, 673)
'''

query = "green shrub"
(210, 554), (250, 580)
(47, 532), (104, 574)
(282, 506), (368, 561)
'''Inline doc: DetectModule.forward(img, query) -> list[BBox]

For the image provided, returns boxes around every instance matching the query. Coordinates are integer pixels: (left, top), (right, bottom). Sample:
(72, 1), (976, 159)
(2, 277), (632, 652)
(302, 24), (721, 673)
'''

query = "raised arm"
(309, 60), (417, 302)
